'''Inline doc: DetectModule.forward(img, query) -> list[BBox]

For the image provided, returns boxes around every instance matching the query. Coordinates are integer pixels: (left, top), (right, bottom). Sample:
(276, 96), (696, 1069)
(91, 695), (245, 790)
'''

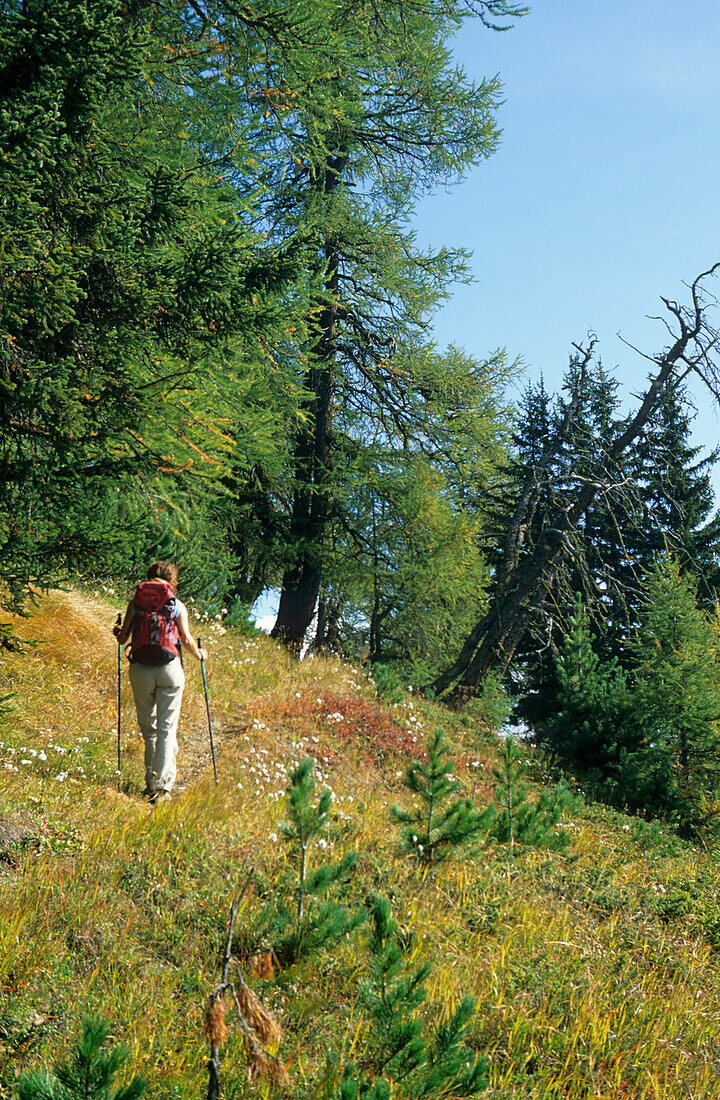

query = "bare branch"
(431, 267), (720, 705)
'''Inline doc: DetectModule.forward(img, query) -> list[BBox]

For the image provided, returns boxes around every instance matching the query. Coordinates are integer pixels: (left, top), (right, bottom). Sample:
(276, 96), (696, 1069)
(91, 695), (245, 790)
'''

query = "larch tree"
(174, 0), (526, 646)
(266, 0), (526, 648)
(302, 340), (513, 671)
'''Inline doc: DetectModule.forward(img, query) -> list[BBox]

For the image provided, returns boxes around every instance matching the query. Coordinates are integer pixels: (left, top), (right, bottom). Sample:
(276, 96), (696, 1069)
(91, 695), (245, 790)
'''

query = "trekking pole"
(199, 637), (218, 784)
(116, 613), (122, 777)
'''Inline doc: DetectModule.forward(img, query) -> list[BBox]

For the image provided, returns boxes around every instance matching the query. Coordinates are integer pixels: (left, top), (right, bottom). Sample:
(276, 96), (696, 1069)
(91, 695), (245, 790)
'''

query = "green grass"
(3, 589), (720, 1098)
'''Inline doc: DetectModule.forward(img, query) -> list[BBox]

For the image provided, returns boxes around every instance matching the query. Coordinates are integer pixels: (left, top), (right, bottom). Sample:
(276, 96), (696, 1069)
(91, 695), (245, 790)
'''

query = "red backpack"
(130, 580), (180, 665)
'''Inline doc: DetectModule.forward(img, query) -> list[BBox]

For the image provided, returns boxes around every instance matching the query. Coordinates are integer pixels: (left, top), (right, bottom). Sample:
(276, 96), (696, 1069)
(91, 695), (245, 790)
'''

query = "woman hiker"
(113, 561), (208, 803)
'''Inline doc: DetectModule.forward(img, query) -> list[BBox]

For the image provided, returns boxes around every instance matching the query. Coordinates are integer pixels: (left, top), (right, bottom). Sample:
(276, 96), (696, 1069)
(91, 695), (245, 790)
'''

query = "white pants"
(129, 659), (185, 792)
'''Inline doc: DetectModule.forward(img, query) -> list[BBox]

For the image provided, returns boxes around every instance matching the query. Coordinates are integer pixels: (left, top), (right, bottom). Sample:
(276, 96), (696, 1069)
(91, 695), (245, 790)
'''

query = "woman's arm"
(177, 604), (208, 662)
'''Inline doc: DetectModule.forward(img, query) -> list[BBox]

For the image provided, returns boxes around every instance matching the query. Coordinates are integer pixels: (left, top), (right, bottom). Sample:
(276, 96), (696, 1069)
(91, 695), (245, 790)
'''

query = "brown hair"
(146, 561), (179, 590)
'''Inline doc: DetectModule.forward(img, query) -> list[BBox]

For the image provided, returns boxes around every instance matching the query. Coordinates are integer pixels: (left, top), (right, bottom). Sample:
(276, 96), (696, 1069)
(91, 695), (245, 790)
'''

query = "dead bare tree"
(431, 265), (720, 708)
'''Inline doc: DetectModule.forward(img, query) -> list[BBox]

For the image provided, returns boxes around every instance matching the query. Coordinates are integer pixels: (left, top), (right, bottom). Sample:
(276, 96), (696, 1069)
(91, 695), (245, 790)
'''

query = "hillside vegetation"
(3, 589), (720, 1099)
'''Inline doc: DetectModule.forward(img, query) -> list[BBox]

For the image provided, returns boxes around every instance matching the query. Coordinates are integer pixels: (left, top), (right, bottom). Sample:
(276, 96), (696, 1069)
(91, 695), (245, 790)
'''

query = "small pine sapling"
(489, 737), (570, 851)
(372, 665), (406, 705)
(391, 727), (492, 862)
(15, 1017), (145, 1100)
(337, 894), (488, 1099)
(268, 756), (362, 965)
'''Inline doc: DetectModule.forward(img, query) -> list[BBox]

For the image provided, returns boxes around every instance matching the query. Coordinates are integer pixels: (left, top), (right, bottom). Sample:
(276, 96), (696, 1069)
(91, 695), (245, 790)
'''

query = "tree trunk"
(272, 236), (340, 649)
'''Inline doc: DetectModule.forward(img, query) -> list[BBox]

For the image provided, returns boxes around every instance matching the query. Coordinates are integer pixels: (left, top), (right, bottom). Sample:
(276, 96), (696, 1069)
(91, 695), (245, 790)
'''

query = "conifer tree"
(337, 894), (488, 1100)
(506, 374), (720, 733)
(0, 0), (296, 629)
(504, 362), (629, 726)
(628, 383), (720, 598)
(488, 737), (570, 851)
(391, 728), (492, 862)
(338, 437), (503, 680)
(450, 353), (629, 717)
(537, 596), (629, 787)
(433, 276), (720, 707)
(265, 756), (361, 965)
(15, 1017), (144, 1100)
(216, 0), (526, 648)
(538, 565), (720, 830)
(624, 558), (720, 833)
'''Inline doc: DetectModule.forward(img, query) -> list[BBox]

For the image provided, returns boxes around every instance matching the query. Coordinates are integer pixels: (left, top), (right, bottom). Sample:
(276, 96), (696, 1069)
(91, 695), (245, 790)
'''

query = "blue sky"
(414, 0), (720, 473)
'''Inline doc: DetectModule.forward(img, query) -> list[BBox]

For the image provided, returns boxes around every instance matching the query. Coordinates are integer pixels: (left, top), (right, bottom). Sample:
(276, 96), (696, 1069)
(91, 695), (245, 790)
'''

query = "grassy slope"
(2, 589), (720, 1098)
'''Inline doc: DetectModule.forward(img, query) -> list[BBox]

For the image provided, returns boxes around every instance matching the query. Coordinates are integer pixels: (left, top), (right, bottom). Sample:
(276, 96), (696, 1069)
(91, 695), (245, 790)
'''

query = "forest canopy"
(4, 0), (720, 835)
(0, 0), (522, 658)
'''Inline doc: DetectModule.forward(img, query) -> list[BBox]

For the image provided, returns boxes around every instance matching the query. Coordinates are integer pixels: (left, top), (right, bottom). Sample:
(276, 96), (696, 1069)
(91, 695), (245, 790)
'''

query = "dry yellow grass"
(3, 589), (720, 1099)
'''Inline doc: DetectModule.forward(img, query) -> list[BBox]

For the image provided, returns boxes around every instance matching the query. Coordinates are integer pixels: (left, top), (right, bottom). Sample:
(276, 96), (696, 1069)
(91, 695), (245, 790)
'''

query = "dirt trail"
(174, 713), (226, 792)
(124, 687), (251, 802)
